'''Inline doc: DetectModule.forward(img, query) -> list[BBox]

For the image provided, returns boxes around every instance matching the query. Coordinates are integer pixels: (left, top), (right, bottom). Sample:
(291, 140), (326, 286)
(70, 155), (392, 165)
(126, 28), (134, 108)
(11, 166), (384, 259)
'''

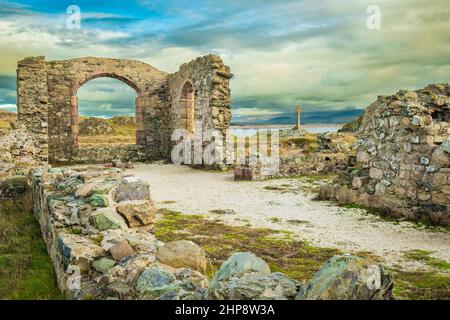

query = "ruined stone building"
(322, 84), (450, 226)
(16, 55), (232, 164)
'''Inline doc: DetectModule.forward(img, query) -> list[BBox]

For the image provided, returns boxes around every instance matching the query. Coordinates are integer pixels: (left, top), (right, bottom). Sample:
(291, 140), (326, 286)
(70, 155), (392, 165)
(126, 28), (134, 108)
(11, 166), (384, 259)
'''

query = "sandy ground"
(130, 163), (450, 271)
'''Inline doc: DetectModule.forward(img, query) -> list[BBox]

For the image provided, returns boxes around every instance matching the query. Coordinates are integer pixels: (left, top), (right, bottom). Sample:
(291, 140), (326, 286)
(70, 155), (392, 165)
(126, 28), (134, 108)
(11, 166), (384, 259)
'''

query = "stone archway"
(16, 54), (233, 164)
(44, 57), (167, 163)
(70, 74), (143, 148)
(179, 81), (195, 134)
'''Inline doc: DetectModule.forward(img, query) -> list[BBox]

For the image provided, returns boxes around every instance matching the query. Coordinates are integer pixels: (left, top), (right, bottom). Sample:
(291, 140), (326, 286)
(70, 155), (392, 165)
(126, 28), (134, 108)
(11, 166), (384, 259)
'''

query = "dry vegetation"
(78, 116), (136, 147)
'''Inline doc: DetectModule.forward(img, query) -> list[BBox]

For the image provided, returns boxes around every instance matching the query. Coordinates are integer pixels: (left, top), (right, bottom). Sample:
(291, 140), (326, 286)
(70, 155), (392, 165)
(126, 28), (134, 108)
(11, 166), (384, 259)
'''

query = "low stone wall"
(59, 145), (147, 164)
(31, 165), (213, 299)
(321, 84), (450, 226)
(30, 165), (393, 300)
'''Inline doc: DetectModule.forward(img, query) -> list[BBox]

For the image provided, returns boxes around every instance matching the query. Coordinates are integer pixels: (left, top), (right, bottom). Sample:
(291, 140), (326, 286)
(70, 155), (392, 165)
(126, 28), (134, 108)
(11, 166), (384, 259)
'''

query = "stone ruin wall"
(321, 84), (450, 226)
(169, 54), (233, 135)
(31, 165), (392, 300)
(15, 55), (232, 165)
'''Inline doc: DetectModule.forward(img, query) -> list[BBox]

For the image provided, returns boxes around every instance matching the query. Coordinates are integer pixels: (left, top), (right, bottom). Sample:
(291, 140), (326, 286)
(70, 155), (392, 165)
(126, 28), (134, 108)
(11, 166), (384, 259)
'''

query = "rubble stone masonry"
(321, 84), (450, 226)
(16, 55), (232, 164)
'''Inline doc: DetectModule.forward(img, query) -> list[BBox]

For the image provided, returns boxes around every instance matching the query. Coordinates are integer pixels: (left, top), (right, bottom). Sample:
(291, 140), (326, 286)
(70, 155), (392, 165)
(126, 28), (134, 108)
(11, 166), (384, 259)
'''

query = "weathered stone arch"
(70, 74), (141, 148)
(169, 55), (233, 137)
(16, 54), (232, 164)
(73, 73), (143, 96)
(179, 80), (195, 134)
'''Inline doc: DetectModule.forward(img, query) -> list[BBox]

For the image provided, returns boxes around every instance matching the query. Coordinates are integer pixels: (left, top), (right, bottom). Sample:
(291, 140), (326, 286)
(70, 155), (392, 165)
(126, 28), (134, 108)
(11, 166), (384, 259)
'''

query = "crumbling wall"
(168, 54), (232, 136)
(44, 57), (168, 163)
(31, 166), (211, 299)
(321, 84), (450, 226)
(16, 56), (49, 162)
(16, 55), (232, 165)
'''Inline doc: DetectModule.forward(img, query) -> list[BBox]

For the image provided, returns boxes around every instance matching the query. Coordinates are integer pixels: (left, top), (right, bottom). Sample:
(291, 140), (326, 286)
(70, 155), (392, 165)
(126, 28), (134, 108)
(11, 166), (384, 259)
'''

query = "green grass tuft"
(0, 197), (63, 300)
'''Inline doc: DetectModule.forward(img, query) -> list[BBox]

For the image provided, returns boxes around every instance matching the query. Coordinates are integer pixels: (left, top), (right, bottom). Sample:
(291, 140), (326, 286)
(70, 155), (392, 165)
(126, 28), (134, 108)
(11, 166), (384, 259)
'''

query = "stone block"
(110, 239), (135, 261)
(116, 200), (157, 228)
(369, 167), (383, 180)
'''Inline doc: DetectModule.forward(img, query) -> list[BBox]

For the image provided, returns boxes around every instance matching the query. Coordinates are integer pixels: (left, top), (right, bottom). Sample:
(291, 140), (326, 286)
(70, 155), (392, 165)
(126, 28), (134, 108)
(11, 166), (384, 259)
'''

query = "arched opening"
(179, 81), (195, 134)
(72, 77), (141, 148)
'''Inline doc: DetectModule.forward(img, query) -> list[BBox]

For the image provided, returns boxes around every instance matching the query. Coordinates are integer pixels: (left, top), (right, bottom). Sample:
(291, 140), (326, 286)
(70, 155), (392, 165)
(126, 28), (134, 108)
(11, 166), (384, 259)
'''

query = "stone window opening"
(179, 81), (195, 135)
(72, 76), (142, 148)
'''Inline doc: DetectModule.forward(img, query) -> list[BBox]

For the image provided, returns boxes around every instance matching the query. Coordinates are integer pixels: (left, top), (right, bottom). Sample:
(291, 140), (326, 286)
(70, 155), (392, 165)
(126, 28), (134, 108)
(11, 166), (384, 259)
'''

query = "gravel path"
(130, 164), (450, 271)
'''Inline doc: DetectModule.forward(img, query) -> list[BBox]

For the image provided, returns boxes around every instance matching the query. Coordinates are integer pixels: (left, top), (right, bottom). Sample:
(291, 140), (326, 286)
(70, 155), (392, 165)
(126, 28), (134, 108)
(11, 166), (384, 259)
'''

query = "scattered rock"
(114, 178), (151, 203)
(156, 240), (207, 273)
(296, 254), (393, 300)
(110, 239), (135, 261)
(228, 272), (301, 300)
(116, 200), (156, 228)
(208, 252), (271, 299)
(112, 159), (126, 169)
(92, 257), (116, 273)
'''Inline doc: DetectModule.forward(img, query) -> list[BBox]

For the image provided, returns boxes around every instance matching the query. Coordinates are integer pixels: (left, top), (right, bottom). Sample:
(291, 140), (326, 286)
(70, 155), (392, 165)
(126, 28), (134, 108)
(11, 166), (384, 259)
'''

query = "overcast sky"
(0, 0), (449, 121)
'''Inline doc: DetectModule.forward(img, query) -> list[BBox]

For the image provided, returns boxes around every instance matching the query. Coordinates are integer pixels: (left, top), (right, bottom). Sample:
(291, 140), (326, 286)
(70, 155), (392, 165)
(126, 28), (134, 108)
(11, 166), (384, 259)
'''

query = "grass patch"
(161, 200), (177, 205)
(155, 208), (450, 300)
(393, 271), (450, 300)
(403, 250), (450, 270)
(280, 134), (318, 154)
(0, 197), (63, 300)
(156, 208), (339, 281)
(267, 217), (282, 223)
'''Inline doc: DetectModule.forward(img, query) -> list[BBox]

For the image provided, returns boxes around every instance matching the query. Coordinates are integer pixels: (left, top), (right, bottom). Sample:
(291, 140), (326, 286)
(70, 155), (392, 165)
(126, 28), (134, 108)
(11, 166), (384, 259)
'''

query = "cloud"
(0, 0), (448, 121)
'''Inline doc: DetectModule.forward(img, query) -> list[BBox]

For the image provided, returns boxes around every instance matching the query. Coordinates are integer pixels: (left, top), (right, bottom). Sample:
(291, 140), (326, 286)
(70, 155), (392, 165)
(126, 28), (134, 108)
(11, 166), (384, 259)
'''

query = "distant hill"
(232, 109), (365, 126)
(79, 116), (136, 136)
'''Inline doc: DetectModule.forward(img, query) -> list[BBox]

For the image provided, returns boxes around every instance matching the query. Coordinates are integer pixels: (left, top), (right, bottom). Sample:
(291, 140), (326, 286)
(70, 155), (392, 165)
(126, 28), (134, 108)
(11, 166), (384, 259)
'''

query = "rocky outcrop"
(321, 84), (450, 226)
(296, 254), (393, 300)
(207, 252), (297, 300)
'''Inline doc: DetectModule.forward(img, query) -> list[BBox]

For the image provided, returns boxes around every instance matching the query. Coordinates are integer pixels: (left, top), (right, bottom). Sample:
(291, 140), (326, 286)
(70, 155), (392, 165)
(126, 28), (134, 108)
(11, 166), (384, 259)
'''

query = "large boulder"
(136, 264), (208, 300)
(156, 240), (207, 273)
(227, 272), (301, 300)
(296, 254), (393, 300)
(208, 252), (271, 299)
